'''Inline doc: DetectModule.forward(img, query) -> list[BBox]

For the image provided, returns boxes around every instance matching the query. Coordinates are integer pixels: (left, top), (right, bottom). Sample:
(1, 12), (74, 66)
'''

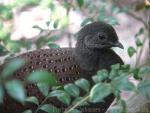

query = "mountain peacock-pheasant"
(0, 22), (124, 113)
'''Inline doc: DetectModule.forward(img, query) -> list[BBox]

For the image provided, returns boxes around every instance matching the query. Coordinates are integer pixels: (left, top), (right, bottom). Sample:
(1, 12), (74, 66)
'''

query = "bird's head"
(76, 21), (123, 50)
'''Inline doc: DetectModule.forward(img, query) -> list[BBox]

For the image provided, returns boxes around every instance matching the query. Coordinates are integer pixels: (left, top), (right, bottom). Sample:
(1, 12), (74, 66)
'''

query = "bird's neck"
(73, 42), (108, 71)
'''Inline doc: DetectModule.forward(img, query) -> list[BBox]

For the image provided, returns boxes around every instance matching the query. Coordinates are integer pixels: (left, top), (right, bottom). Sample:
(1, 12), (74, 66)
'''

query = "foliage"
(0, 0), (150, 113)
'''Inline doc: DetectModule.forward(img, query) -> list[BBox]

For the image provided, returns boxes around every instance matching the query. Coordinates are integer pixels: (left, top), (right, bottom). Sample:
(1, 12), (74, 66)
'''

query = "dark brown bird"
(0, 22), (124, 113)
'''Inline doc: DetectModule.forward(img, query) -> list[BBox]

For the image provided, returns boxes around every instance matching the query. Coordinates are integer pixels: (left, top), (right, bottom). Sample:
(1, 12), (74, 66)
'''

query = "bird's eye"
(99, 35), (105, 40)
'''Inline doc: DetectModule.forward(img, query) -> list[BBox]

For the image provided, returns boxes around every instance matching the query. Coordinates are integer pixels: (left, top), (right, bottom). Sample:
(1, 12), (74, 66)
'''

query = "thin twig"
(34, 95), (49, 113)
(63, 95), (89, 113)
(112, 0), (147, 27)
(148, 16), (150, 55)
(66, 2), (72, 48)
(127, 11), (147, 27)
(136, 34), (147, 66)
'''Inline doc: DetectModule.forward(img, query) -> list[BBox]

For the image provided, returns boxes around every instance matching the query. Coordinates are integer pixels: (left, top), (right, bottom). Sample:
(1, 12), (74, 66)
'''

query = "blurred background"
(0, 0), (150, 112)
(0, 0), (149, 66)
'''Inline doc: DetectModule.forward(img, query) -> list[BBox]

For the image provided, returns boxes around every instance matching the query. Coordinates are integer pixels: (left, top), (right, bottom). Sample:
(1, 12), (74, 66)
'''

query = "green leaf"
(20, 39), (32, 50)
(48, 42), (60, 48)
(109, 70), (119, 80)
(111, 64), (120, 70)
(32, 25), (43, 32)
(63, 2), (71, 9)
(48, 90), (65, 97)
(111, 5), (120, 14)
(120, 6), (129, 13)
(136, 38), (143, 47)
(14, 0), (39, 6)
(5, 80), (26, 103)
(57, 92), (71, 105)
(26, 70), (57, 85)
(25, 96), (39, 105)
(118, 70), (126, 76)
(46, 21), (50, 27)
(128, 46), (136, 57)
(40, 104), (60, 113)
(114, 90), (120, 99)
(111, 75), (135, 91)
(53, 19), (59, 29)
(51, 86), (63, 91)
(0, 85), (4, 104)
(0, 29), (10, 41)
(107, 16), (119, 25)
(92, 76), (99, 83)
(22, 110), (32, 113)
(6, 40), (21, 53)
(2, 58), (26, 78)
(92, 75), (99, 83)
(93, 69), (109, 83)
(35, 36), (48, 48)
(40, 0), (54, 9)
(132, 68), (140, 80)
(64, 83), (80, 97)
(37, 83), (50, 96)
(89, 83), (112, 103)
(145, 5), (150, 9)
(49, 90), (71, 105)
(98, 5), (106, 21)
(135, 27), (144, 37)
(0, 44), (8, 56)
(81, 18), (93, 26)
(75, 78), (90, 92)
(0, 5), (13, 20)
(118, 99), (127, 112)
(76, 0), (84, 7)
(120, 64), (130, 71)
(138, 80), (150, 98)
(68, 109), (82, 113)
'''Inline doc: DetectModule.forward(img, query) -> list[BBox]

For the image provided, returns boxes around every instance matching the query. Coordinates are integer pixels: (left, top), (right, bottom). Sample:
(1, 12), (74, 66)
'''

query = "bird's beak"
(113, 41), (124, 49)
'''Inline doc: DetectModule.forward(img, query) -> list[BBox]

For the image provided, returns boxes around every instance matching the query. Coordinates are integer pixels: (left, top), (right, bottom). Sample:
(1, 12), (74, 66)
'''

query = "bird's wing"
(1, 48), (92, 97)
(1, 48), (95, 112)
(11, 48), (92, 83)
